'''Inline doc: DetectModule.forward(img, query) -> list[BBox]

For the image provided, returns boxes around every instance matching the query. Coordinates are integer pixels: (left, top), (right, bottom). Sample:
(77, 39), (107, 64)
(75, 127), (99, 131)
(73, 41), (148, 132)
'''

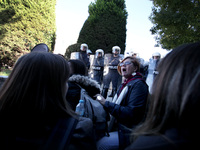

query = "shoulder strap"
(75, 83), (86, 100)
(75, 83), (95, 121)
(42, 117), (78, 150)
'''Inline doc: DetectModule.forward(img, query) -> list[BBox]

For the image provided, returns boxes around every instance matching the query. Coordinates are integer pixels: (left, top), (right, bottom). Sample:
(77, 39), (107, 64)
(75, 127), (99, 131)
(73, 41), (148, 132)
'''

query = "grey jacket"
(69, 117), (97, 150)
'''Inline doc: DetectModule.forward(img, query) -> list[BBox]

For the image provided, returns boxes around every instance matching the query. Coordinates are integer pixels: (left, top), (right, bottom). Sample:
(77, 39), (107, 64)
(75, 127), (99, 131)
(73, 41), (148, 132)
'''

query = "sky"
(54, 0), (169, 61)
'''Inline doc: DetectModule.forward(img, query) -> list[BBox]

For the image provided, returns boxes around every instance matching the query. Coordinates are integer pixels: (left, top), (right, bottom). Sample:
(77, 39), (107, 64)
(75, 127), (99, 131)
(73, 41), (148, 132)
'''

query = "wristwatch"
(97, 96), (102, 101)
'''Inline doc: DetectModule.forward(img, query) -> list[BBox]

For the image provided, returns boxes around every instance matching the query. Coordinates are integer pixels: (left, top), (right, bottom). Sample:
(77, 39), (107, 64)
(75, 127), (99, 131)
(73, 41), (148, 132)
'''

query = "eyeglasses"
(119, 61), (132, 67)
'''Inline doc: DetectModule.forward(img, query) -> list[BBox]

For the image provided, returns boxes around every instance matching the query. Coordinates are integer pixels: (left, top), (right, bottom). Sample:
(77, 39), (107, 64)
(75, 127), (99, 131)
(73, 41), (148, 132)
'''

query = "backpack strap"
(42, 117), (78, 150)
(76, 83), (96, 122)
(74, 83), (85, 100)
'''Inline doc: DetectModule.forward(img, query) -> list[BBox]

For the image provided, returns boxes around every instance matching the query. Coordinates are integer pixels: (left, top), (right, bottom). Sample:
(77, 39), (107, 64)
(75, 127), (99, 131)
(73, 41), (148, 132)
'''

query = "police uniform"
(92, 49), (104, 85)
(102, 46), (122, 98)
(79, 43), (90, 70)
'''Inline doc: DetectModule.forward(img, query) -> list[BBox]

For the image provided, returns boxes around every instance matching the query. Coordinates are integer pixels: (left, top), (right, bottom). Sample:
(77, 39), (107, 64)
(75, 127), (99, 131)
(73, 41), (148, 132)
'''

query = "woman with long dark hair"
(0, 52), (96, 150)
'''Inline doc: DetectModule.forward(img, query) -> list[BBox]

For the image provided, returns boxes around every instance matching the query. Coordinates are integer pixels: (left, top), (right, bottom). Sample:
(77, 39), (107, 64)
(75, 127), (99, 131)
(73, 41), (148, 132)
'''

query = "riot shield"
(103, 53), (112, 76)
(88, 54), (94, 78)
(119, 54), (124, 61)
(70, 52), (80, 59)
(146, 59), (157, 93)
(103, 54), (123, 75)
(89, 54), (104, 85)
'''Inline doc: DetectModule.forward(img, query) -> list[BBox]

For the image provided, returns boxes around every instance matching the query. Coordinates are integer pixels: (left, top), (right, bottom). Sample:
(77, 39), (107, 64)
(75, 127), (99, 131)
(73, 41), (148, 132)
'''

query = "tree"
(77, 0), (128, 54)
(0, 0), (56, 68)
(65, 43), (81, 59)
(150, 0), (200, 49)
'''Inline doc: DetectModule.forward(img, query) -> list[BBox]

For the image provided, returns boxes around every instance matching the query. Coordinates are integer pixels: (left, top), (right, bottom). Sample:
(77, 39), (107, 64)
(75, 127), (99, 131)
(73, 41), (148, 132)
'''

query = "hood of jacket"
(68, 74), (101, 97)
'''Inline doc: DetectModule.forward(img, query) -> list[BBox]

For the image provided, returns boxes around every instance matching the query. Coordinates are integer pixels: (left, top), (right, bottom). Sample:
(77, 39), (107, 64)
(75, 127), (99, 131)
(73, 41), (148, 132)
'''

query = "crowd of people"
(0, 42), (199, 150)
(78, 43), (160, 96)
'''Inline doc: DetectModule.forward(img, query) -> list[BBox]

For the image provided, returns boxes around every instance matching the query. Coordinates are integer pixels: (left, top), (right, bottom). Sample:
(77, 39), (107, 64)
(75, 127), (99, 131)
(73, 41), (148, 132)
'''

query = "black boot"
(108, 88), (117, 98)
(101, 88), (108, 99)
(112, 88), (117, 98)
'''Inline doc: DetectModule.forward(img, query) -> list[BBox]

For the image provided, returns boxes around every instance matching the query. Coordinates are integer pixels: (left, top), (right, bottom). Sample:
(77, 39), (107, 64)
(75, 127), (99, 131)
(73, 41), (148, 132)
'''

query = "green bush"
(150, 0), (200, 49)
(0, 0), (56, 68)
(65, 43), (81, 59)
(77, 0), (127, 54)
(0, 67), (11, 76)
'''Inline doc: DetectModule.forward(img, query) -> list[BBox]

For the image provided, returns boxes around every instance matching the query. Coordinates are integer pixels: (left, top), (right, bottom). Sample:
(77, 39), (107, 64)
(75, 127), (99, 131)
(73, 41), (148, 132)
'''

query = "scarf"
(118, 72), (142, 97)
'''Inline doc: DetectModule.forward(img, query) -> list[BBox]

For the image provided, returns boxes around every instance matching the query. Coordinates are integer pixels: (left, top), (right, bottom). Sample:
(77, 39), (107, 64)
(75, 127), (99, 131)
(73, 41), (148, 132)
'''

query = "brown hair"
(117, 56), (140, 75)
(0, 52), (75, 120)
(132, 42), (200, 140)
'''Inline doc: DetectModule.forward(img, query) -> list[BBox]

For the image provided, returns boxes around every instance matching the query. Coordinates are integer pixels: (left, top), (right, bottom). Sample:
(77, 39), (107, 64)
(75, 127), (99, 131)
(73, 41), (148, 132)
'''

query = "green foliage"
(77, 0), (127, 54)
(0, 0), (56, 68)
(150, 0), (200, 49)
(65, 43), (81, 59)
(0, 67), (11, 76)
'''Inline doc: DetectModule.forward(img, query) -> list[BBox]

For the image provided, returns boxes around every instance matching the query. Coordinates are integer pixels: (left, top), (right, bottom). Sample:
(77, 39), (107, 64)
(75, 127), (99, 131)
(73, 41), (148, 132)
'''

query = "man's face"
(153, 56), (160, 60)
(113, 49), (119, 56)
(97, 52), (102, 57)
(82, 46), (87, 51)
(115, 49), (119, 54)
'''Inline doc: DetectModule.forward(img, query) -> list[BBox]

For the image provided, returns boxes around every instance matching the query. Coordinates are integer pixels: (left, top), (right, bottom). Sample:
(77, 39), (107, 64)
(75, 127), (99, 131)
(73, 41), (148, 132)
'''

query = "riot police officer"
(151, 52), (161, 77)
(79, 43), (90, 69)
(102, 46), (122, 99)
(92, 49), (104, 85)
(146, 52), (161, 93)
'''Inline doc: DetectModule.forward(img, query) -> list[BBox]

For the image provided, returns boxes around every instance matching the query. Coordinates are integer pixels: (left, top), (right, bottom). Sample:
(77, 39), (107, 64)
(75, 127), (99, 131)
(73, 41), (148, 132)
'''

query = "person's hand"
(95, 94), (106, 105)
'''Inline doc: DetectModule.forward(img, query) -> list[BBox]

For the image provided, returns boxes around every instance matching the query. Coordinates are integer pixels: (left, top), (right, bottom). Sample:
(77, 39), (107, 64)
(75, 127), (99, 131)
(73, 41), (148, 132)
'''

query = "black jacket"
(0, 117), (96, 150)
(104, 75), (149, 149)
(125, 128), (196, 150)
(79, 51), (90, 69)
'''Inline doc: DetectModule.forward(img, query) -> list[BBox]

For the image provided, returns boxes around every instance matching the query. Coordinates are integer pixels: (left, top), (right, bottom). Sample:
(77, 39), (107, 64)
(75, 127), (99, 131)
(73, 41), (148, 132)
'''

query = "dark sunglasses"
(119, 61), (132, 67)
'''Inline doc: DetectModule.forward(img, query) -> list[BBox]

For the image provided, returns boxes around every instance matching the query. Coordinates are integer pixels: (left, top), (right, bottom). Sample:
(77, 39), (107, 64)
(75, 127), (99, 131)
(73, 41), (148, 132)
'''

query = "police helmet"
(152, 52), (161, 60)
(112, 46), (121, 54)
(152, 52), (161, 57)
(80, 43), (88, 51)
(95, 49), (104, 58)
